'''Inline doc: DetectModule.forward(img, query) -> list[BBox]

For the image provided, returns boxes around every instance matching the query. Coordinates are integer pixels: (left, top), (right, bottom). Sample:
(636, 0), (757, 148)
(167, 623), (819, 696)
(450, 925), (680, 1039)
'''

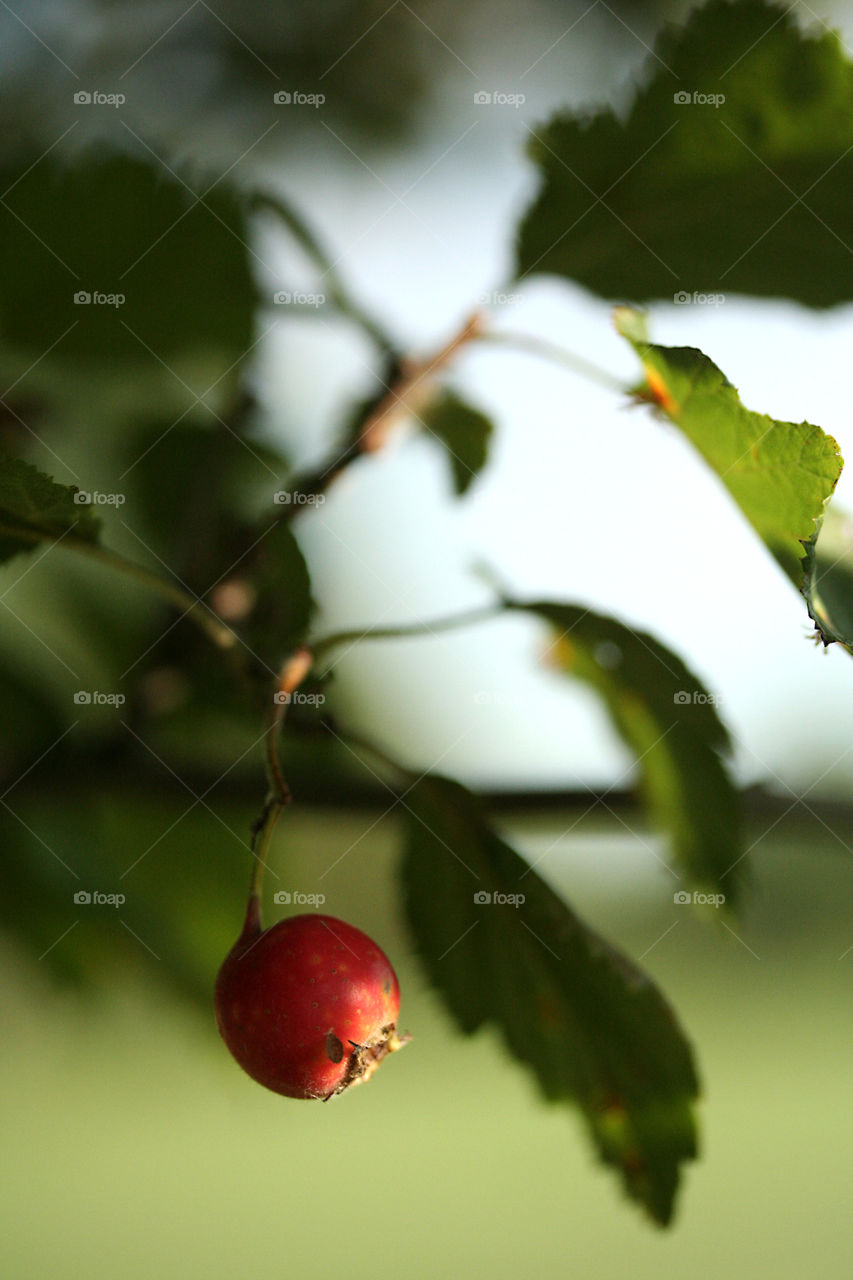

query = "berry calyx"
(215, 906), (407, 1100)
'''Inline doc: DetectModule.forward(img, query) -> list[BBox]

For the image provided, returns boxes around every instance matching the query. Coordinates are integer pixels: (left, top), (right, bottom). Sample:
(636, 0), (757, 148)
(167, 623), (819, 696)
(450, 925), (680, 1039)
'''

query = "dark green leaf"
(0, 455), (100, 564)
(515, 600), (740, 901)
(402, 774), (699, 1226)
(517, 1), (853, 307)
(127, 418), (288, 576)
(242, 520), (315, 674)
(0, 152), (254, 365)
(419, 390), (493, 495)
(615, 309), (844, 642)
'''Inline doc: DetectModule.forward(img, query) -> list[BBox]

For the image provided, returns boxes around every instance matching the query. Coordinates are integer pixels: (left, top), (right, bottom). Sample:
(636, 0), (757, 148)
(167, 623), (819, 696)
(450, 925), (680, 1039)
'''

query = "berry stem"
(247, 648), (315, 926)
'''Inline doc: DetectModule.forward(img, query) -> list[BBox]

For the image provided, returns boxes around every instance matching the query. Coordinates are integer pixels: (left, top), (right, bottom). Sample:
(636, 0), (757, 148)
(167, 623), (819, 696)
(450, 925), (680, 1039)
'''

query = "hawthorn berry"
(215, 908), (407, 1100)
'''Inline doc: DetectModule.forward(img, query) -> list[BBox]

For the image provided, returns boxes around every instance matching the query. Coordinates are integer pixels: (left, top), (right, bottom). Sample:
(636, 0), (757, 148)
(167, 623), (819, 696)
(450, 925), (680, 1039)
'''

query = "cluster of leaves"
(4, 0), (853, 1229)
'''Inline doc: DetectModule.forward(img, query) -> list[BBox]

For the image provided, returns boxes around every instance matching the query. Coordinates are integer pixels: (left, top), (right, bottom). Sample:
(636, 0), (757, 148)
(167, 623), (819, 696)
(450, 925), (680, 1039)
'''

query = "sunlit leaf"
(615, 308), (845, 645)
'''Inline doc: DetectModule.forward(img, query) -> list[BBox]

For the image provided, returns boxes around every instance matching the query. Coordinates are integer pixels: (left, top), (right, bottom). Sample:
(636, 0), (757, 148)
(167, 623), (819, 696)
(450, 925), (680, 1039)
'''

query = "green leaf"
(127, 419), (288, 574)
(515, 600), (740, 901)
(402, 774), (699, 1226)
(0, 151), (254, 365)
(242, 520), (315, 674)
(517, 0), (853, 307)
(0, 455), (100, 564)
(419, 390), (493, 495)
(615, 309), (844, 639)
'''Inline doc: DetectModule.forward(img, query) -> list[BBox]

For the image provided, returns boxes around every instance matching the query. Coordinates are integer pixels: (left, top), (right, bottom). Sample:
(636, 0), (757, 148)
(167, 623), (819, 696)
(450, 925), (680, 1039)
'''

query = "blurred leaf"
(516, 601), (740, 900)
(0, 786), (247, 1004)
(419, 390), (493, 495)
(402, 774), (699, 1226)
(0, 151), (254, 366)
(517, 0), (853, 307)
(615, 309), (845, 643)
(241, 520), (315, 676)
(127, 417), (287, 576)
(0, 455), (99, 564)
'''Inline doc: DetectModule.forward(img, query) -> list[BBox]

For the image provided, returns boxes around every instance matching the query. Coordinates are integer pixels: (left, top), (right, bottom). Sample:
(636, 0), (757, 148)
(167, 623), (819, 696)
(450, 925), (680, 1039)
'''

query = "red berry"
(215, 910), (407, 1100)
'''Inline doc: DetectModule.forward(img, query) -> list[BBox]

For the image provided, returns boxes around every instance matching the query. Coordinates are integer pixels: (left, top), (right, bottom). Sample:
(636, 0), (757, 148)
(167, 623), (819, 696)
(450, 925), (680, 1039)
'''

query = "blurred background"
(2, 0), (853, 1274)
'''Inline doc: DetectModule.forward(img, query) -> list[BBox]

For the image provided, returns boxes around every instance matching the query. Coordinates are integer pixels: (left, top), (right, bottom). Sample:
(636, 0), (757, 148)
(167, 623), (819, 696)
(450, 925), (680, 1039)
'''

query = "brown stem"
(358, 312), (484, 453)
(274, 312), (484, 519)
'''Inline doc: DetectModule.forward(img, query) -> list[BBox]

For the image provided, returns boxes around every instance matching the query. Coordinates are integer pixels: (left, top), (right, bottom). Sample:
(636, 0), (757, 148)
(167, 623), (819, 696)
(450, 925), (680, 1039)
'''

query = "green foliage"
(518, 0), (853, 307)
(516, 601), (740, 901)
(402, 774), (699, 1226)
(3, 0), (850, 1231)
(0, 455), (100, 564)
(242, 520), (316, 673)
(0, 152), (254, 367)
(615, 308), (844, 642)
(419, 390), (494, 495)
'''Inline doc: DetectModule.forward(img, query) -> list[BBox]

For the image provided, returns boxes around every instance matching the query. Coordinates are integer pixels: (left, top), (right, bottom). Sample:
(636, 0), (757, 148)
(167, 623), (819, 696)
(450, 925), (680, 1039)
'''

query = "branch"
(251, 189), (397, 354)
